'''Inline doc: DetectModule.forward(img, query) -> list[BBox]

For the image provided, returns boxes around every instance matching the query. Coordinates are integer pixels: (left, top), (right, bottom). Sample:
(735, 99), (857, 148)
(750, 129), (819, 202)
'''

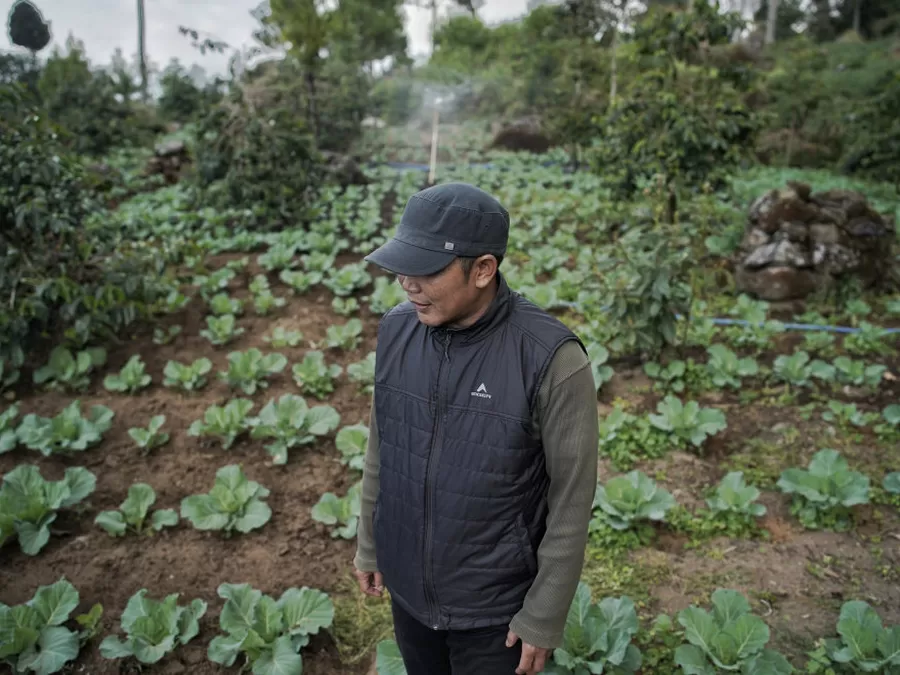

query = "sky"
(1, 0), (531, 76)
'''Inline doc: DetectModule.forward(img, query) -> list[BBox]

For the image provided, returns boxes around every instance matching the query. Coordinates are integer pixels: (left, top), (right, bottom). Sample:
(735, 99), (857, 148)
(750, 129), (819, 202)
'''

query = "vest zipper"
(423, 330), (451, 629)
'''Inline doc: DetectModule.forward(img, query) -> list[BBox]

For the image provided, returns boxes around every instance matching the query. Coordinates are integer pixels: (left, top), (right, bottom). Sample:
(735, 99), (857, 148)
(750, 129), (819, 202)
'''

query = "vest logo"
(470, 383), (491, 399)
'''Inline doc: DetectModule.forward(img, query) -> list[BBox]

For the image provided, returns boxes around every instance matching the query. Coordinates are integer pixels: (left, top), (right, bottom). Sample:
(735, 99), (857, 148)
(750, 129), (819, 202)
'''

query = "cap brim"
(364, 238), (456, 276)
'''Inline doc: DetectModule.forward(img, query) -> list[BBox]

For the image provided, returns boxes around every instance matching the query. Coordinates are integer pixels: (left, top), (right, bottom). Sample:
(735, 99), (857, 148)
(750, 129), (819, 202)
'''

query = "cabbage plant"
(0, 465), (96, 555)
(279, 270), (321, 295)
(648, 395), (726, 447)
(128, 415), (170, 454)
(543, 582), (641, 674)
(152, 325), (182, 346)
(706, 471), (766, 520)
(258, 243), (297, 271)
(336, 424), (368, 471)
(163, 358), (213, 391)
(207, 583), (334, 674)
(586, 342), (614, 392)
(249, 394), (340, 465)
(813, 600), (900, 673)
(1, 404), (18, 453)
(103, 355), (152, 394)
(777, 449), (870, 531)
(832, 356), (886, 389)
(188, 399), (254, 449)
(193, 268), (235, 299)
(0, 578), (102, 674)
(772, 351), (835, 389)
(675, 589), (792, 674)
(253, 291), (286, 316)
(347, 352), (376, 394)
(293, 351), (342, 400)
(200, 314), (244, 346)
(180, 465), (271, 535)
(100, 590), (207, 665)
(311, 482), (361, 539)
(16, 401), (114, 457)
(1, 347), (24, 393)
(876, 404), (900, 442)
(95, 483), (178, 537)
(366, 276), (406, 314)
(593, 471), (675, 531)
(844, 321), (894, 356)
(219, 349), (288, 395)
(32, 346), (107, 392)
(324, 319), (363, 351)
(209, 293), (244, 317)
(264, 327), (304, 348)
(332, 297), (359, 316)
(705, 345), (758, 389)
(324, 262), (371, 296)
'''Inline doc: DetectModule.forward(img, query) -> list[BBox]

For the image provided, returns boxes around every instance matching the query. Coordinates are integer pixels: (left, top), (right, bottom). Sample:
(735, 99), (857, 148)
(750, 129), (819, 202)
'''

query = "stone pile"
(145, 140), (191, 185)
(734, 181), (896, 301)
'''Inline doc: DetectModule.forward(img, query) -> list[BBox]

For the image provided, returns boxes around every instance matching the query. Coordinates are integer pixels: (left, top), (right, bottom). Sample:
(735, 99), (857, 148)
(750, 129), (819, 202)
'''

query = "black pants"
(391, 601), (522, 675)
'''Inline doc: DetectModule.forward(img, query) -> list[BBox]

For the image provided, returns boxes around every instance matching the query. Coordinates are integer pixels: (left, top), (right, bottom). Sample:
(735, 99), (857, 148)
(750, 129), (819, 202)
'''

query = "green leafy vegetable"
(706, 471), (766, 520)
(209, 293), (244, 317)
(818, 600), (900, 673)
(777, 449), (870, 531)
(593, 471), (675, 531)
(249, 394), (340, 465)
(648, 395), (727, 447)
(163, 358), (213, 391)
(331, 297), (359, 316)
(832, 356), (886, 389)
(200, 314), (245, 346)
(335, 424), (368, 471)
(180, 465), (271, 536)
(1, 404), (19, 454)
(366, 276), (406, 314)
(207, 582), (334, 674)
(127, 415), (170, 454)
(347, 352), (376, 395)
(253, 291), (287, 316)
(0, 465), (96, 555)
(279, 270), (322, 295)
(586, 342), (614, 392)
(705, 345), (759, 389)
(152, 325), (182, 345)
(94, 483), (178, 537)
(264, 327), (304, 348)
(188, 399), (254, 450)
(293, 351), (342, 400)
(311, 482), (361, 539)
(324, 262), (371, 296)
(219, 349), (288, 395)
(324, 319), (363, 351)
(675, 589), (792, 674)
(103, 355), (152, 394)
(32, 347), (107, 392)
(772, 351), (835, 389)
(16, 401), (114, 457)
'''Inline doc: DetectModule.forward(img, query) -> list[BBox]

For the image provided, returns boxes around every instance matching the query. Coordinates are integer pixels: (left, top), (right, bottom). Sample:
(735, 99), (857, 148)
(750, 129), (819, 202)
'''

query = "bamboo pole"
(428, 105), (440, 185)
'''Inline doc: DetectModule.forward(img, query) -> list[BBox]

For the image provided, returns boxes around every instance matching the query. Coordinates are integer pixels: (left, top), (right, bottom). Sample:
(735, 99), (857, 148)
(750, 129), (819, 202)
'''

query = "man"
(353, 182), (598, 675)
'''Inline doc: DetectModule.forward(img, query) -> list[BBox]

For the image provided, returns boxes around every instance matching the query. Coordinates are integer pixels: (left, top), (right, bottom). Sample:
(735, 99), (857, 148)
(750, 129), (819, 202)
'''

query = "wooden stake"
(428, 106), (440, 186)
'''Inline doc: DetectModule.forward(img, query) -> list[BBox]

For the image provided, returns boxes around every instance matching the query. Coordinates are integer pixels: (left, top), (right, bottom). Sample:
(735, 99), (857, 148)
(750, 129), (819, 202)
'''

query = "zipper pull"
(443, 333), (451, 363)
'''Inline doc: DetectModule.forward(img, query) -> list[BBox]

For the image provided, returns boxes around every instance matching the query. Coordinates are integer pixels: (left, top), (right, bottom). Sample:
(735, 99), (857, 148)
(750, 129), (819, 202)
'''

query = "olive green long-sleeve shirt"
(353, 340), (599, 649)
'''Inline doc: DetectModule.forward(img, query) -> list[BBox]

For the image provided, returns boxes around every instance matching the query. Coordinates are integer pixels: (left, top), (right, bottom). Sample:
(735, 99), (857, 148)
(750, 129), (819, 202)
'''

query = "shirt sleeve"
(353, 396), (380, 572)
(508, 340), (599, 649)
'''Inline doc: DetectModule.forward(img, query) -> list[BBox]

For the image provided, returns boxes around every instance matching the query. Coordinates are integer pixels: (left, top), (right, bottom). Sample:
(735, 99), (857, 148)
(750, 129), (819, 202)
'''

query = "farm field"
(2, 151), (900, 675)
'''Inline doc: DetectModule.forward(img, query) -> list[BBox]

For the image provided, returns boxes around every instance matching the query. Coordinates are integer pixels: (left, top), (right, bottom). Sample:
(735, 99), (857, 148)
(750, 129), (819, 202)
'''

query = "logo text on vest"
(470, 383), (491, 399)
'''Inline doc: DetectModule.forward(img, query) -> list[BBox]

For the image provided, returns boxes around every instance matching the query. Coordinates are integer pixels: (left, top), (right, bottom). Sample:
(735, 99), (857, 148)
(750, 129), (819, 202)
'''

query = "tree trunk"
(609, 25), (617, 107)
(852, 0), (862, 33)
(305, 69), (319, 146)
(137, 0), (148, 101)
(765, 0), (779, 44)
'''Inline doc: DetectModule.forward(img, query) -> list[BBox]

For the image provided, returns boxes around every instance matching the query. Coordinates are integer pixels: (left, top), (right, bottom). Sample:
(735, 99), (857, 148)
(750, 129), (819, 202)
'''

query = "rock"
(145, 140), (191, 185)
(809, 223), (841, 245)
(743, 239), (809, 269)
(489, 116), (552, 153)
(787, 180), (812, 201)
(160, 661), (186, 675)
(778, 221), (808, 243)
(735, 266), (820, 302)
(742, 228), (770, 249)
(154, 140), (186, 157)
(321, 151), (369, 187)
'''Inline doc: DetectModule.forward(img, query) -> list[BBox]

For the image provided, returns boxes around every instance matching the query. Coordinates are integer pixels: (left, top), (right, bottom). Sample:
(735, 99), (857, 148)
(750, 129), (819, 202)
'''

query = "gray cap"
(364, 182), (509, 276)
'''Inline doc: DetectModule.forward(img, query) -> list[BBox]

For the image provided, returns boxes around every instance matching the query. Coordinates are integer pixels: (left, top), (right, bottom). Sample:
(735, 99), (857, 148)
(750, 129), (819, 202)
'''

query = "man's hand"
(354, 567), (384, 597)
(506, 630), (550, 675)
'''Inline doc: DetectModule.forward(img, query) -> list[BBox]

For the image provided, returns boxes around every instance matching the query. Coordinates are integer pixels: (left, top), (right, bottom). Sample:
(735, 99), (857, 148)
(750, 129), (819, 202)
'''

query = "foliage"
(249, 394), (340, 465)
(367, 276), (405, 315)
(188, 399), (254, 450)
(7, 1), (51, 53)
(705, 345), (759, 389)
(293, 351), (342, 400)
(163, 358), (213, 392)
(209, 293), (244, 317)
(706, 471), (767, 519)
(153, 325), (182, 345)
(777, 449), (870, 531)
(1, 404), (19, 453)
(219, 349), (288, 395)
(336, 424), (368, 471)
(207, 582), (334, 674)
(831, 356), (886, 389)
(332, 296), (359, 317)
(598, 407), (672, 470)
(33, 347), (107, 392)
(772, 351), (835, 389)
(586, 342), (614, 392)
(324, 263), (371, 297)
(648, 395), (727, 448)
(543, 582), (642, 674)
(253, 290), (287, 316)
(821, 401), (878, 429)
(0, 465), (96, 556)
(103, 355), (152, 394)
(674, 589), (792, 674)
(813, 600), (900, 673)
(180, 464), (271, 536)
(375, 639), (406, 675)
(0, 578), (102, 675)
(324, 319), (363, 351)
(265, 327), (304, 348)
(127, 415), (170, 454)
(200, 314), (245, 346)
(100, 590), (206, 665)
(16, 401), (114, 457)
(280, 270), (321, 295)
(95, 483), (178, 537)
(593, 471), (676, 531)
(311, 482), (362, 539)
(347, 352), (376, 395)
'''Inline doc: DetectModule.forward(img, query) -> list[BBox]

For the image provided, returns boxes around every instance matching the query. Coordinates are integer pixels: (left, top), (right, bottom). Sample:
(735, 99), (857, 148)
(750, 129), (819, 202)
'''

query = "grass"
(330, 574), (395, 665)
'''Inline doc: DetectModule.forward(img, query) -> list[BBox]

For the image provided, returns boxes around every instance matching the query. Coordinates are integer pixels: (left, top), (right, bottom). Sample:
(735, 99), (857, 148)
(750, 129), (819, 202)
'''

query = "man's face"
(396, 260), (483, 328)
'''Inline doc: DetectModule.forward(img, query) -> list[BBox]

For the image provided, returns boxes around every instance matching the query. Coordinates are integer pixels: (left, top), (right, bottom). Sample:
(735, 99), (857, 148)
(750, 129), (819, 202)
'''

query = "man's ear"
(473, 255), (498, 289)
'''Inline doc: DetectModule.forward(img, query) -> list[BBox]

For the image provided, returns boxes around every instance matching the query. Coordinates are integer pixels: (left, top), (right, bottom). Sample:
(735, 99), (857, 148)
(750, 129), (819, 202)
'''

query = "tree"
(137, 0), (148, 100)
(7, 0), (51, 54)
(108, 47), (139, 101)
(765, 0), (778, 43)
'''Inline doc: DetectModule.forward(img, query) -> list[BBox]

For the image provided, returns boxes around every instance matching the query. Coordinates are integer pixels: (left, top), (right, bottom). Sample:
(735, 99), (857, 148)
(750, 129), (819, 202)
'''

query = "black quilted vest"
(372, 273), (583, 630)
